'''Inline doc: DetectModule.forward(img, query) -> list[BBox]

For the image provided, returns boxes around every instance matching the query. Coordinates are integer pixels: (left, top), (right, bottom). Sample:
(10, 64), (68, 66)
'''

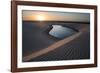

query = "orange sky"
(22, 10), (90, 22)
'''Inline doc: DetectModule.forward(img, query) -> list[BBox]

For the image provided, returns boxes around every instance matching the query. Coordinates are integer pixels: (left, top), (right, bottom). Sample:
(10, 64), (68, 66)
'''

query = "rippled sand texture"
(22, 21), (90, 62)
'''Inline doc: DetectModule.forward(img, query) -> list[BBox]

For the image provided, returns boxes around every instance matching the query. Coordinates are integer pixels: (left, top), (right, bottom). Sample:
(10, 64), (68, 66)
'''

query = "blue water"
(49, 25), (77, 39)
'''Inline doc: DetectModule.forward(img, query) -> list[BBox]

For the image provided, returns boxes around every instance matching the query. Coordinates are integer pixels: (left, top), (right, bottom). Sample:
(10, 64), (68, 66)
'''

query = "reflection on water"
(49, 25), (78, 39)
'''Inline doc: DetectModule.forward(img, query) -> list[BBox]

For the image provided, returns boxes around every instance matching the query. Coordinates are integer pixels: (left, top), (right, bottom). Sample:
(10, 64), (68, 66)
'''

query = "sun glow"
(35, 15), (45, 21)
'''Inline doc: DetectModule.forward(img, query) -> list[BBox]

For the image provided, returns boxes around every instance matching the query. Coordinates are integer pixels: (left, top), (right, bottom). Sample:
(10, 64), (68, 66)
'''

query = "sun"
(36, 15), (45, 21)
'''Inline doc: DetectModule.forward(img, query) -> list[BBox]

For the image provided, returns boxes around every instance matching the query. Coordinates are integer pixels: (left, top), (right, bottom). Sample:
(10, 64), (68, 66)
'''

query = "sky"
(22, 10), (90, 22)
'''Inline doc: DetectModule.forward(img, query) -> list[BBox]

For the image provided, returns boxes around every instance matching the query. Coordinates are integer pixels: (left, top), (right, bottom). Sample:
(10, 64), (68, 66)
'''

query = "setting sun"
(35, 15), (45, 21)
(22, 11), (90, 22)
